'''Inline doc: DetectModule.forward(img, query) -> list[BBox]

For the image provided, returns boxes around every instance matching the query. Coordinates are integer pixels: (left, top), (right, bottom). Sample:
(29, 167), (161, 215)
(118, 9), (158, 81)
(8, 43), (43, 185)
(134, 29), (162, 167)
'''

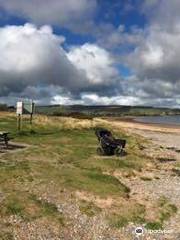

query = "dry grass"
(0, 111), (177, 237)
(34, 115), (95, 129)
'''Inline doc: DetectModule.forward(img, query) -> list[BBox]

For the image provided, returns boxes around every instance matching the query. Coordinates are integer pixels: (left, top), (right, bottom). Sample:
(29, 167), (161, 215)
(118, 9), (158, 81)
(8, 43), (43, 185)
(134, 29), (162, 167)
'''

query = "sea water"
(135, 115), (180, 125)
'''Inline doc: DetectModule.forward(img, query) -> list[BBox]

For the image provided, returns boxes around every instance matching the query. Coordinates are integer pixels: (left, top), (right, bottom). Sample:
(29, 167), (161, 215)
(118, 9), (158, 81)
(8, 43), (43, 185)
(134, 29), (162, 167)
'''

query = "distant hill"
(35, 105), (180, 117)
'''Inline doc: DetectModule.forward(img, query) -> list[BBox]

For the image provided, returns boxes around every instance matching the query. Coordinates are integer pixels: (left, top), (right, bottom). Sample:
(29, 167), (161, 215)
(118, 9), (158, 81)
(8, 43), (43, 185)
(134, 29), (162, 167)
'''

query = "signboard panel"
(16, 101), (35, 115)
(16, 102), (23, 115)
(16, 100), (35, 131)
(23, 102), (35, 114)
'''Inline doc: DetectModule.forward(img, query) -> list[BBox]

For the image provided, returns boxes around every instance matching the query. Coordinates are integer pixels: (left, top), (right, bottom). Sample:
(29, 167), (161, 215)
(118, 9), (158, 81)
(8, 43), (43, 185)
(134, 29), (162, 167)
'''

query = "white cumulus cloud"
(124, 0), (180, 104)
(0, 23), (86, 97)
(67, 43), (119, 85)
(0, 23), (121, 104)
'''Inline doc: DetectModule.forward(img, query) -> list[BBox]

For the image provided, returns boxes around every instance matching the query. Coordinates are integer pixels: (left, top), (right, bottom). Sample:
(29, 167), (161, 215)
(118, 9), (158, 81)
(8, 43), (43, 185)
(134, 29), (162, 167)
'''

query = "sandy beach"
(104, 117), (180, 240)
(105, 116), (180, 133)
(107, 117), (180, 147)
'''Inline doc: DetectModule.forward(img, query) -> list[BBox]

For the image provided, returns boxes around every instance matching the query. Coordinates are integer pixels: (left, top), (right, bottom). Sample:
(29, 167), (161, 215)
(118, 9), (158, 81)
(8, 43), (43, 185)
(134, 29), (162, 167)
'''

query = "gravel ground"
(12, 127), (180, 240)
(120, 128), (180, 240)
(2, 124), (180, 240)
(9, 201), (124, 240)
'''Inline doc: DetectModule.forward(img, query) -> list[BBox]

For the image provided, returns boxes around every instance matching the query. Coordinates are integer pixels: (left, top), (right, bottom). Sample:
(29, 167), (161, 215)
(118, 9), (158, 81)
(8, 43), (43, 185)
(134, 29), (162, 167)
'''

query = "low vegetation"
(145, 196), (178, 230)
(35, 105), (180, 117)
(108, 202), (146, 228)
(0, 112), (178, 238)
(79, 200), (102, 217)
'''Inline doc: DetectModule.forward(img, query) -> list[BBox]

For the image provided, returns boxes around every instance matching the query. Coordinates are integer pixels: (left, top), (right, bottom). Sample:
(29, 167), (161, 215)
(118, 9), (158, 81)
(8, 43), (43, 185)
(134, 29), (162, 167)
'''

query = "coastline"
(104, 116), (180, 133)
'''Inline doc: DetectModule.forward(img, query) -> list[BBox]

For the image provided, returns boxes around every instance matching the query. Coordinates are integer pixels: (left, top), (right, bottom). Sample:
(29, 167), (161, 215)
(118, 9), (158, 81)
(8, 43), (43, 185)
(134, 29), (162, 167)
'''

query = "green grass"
(158, 196), (178, 223)
(0, 232), (14, 240)
(173, 163), (180, 176)
(109, 196), (178, 230)
(146, 221), (163, 230)
(145, 196), (178, 230)
(140, 176), (152, 181)
(30, 194), (58, 215)
(79, 200), (102, 217)
(5, 198), (25, 216)
(0, 115), (147, 198)
(36, 164), (130, 197)
(29, 194), (65, 225)
(0, 113), (156, 235)
(108, 203), (146, 228)
(109, 215), (129, 228)
(0, 191), (65, 225)
(0, 193), (27, 219)
(35, 104), (180, 117)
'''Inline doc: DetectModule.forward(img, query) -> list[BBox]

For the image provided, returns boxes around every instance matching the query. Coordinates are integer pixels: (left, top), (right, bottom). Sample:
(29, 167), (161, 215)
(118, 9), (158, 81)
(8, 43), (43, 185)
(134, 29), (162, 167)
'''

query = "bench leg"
(4, 137), (9, 148)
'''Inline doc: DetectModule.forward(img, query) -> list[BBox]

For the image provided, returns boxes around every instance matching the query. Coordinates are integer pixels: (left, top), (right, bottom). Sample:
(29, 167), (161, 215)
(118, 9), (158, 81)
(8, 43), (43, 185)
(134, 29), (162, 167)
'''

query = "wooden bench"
(0, 132), (10, 148)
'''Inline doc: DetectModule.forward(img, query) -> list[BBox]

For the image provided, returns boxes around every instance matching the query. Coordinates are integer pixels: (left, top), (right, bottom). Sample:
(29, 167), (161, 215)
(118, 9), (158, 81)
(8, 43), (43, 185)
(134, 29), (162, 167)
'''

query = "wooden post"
(30, 113), (33, 124)
(30, 113), (33, 132)
(17, 114), (21, 131)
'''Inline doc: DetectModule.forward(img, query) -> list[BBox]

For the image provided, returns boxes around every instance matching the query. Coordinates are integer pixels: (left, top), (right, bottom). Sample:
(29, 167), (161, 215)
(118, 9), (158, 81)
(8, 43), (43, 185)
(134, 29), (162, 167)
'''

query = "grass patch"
(30, 195), (58, 216)
(108, 203), (146, 228)
(158, 196), (177, 222)
(0, 232), (14, 240)
(140, 176), (152, 181)
(29, 194), (65, 225)
(109, 196), (178, 230)
(146, 221), (163, 230)
(145, 196), (178, 230)
(173, 163), (180, 176)
(0, 160), (33, 187)
(0, 194), (26, 218)
(109, 215), (129, 228)
(0, 191), (65, 226)
(5, 198), (24, 216)
(42, 165), (130, 197)
(0, 113), (155, 233)
(79, 200), (101, 217)
(85, 171), (130, 195)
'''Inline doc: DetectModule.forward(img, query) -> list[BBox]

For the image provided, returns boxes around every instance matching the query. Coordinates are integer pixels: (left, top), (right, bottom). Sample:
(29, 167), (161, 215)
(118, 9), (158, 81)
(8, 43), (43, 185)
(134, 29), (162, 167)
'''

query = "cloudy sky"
(0, 0), (180, 107)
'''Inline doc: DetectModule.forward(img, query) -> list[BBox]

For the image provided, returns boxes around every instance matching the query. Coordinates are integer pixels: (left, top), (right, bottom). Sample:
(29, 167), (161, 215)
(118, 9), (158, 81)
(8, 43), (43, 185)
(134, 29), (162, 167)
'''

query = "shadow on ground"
(0, 142), (27, 154)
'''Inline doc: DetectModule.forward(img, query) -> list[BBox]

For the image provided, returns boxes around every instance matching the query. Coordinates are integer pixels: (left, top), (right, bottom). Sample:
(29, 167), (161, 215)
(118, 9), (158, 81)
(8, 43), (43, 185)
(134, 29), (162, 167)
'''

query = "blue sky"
(0, 1), (146, 47)
(0, 0), (180, 107)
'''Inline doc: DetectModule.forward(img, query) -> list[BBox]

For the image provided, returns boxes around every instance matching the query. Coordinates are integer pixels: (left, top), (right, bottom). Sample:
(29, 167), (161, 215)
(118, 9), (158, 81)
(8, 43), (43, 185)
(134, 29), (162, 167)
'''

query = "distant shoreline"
(104, 116), (180, 132)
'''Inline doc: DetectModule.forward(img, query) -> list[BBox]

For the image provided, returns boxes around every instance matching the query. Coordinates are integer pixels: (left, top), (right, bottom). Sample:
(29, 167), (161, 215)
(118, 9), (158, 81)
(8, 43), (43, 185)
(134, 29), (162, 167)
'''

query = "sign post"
(16, 102), (23, 131)
(16, 101), (35, 132)
(17, 114), (21, 131)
